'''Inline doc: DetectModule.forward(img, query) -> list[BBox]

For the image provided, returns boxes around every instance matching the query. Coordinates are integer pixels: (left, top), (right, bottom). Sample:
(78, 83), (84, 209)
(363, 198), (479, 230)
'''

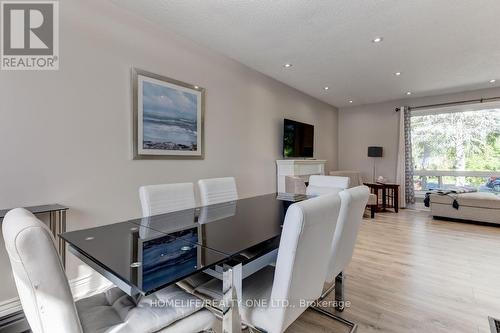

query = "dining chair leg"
(222, 263), (243, 333)
(307, 272), (358, 332)
(319, 280), (335, 300)
(310, 305), (357, 333)
(335, 272), (345, 311)
(320, 271), (346, 301)
(202, 305), (251, 332)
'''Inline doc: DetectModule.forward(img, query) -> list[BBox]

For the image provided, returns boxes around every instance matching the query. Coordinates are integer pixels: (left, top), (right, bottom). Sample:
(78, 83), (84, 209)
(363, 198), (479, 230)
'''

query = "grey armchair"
(330, 170), (378, 218)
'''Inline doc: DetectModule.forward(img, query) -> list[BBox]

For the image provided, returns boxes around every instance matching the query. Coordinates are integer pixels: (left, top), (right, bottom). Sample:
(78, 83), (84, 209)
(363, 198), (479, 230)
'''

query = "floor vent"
(489, 317), (500, 333)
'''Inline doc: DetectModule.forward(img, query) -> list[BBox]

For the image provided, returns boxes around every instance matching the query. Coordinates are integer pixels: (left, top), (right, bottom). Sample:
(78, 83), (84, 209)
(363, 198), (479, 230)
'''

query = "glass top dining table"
(61, 193), (309, 298)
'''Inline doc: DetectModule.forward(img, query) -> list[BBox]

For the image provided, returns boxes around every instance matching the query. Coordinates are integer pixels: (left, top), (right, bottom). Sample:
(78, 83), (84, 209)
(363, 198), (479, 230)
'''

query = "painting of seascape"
(133, 69), (204, 159)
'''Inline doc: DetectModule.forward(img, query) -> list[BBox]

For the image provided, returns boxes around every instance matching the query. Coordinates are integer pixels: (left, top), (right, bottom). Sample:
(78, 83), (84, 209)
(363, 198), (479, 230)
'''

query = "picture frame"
(132, 68), (205, 159)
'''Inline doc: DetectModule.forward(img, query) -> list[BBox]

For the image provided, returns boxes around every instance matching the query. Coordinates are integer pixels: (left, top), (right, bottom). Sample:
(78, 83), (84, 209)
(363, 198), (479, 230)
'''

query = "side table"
(363, 183), (399, 213)
(0, 204), (68, 267)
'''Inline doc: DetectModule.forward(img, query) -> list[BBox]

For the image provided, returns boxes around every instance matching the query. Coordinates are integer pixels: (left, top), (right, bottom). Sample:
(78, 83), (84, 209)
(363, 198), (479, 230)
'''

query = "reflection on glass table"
(61, 221), (227, 295)
(129, 194), (290, 256)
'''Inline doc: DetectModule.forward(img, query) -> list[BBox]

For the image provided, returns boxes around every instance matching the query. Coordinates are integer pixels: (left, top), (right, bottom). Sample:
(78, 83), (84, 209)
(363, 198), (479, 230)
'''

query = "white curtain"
(396, 106), (415, 208)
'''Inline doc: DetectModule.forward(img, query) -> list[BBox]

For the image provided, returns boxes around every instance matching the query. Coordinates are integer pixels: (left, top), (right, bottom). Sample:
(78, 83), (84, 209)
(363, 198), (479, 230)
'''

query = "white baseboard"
(0, 297), (22, 318)
(0, 273), (111, 318)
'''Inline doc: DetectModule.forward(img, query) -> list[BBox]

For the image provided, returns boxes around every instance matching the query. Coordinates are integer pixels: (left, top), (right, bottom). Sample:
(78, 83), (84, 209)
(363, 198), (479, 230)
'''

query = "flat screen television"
(283, 119), (314, 158)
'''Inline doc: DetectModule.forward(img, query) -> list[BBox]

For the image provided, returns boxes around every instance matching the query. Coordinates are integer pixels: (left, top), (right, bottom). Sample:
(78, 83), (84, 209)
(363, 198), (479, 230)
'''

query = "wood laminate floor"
(218, 209), (500, 333)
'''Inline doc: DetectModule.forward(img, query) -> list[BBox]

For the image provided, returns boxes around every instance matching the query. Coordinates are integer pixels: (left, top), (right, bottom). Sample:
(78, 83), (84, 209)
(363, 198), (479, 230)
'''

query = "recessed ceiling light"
(283, 63), (292, 68)
(194, 85), (199, 89)
(394, 72), (402, 76)
(349, 100), (353, 104)
(489, 79), (496, 83)
(324, 86), (329, 90)
(372, 37), (383, 43)
(406, 91), (412, 95)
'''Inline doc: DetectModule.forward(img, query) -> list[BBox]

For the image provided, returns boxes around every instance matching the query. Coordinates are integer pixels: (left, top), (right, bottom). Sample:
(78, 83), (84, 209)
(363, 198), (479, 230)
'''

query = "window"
(411, 106), (500, 193)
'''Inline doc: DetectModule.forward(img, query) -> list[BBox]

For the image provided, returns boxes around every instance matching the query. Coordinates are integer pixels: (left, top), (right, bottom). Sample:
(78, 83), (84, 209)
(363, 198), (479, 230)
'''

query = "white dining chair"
(139, 183), (213, 294)
(139, 182), (196, 217)
(306, 175), (350, 196)
(195, 193), (342, 333)
(315, 185), (369, 332)
(198, 177), (238, 206)
(2, 208), (216, 333)
(138, 182), (197, 240)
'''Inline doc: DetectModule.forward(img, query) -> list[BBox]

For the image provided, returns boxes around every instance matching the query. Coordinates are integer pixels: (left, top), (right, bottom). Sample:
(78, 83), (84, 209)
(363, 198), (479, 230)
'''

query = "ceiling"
(112, 0), (500, 108)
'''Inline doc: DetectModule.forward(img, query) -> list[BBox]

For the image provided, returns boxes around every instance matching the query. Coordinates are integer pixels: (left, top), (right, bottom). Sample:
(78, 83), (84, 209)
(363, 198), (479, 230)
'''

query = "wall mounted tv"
(283, 119), (314, 158)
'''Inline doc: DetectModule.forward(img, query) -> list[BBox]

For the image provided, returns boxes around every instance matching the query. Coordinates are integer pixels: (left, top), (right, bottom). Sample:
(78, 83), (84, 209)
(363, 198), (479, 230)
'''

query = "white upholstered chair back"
(198, 177), (238, 206)
(269, 193), (341, 332)
(327, 186), (370, 282)
(306, 175), (350, 196)
(2, 208), (83, 333)
(139, 182), (196, 217)
(329, 171), (363, 188)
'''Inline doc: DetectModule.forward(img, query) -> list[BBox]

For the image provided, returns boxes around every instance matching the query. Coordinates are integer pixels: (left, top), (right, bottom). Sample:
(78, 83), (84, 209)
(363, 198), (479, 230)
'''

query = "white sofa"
(429, 192), (500, 225)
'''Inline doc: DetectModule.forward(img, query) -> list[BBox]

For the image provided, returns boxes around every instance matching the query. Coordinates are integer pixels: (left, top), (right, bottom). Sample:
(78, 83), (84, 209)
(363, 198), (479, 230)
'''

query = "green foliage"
(411, 109), (500, 172)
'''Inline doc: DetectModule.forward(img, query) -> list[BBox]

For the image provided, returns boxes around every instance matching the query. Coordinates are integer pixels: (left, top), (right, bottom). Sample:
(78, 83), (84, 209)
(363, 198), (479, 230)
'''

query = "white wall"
(0, 0), (338, 303)
(338, 87), (500, 181)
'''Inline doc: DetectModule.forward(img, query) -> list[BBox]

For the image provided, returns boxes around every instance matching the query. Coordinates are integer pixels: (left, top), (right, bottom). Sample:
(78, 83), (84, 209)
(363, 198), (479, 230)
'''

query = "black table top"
(0, 204), (68, 219)
(61, 193), (306, 295)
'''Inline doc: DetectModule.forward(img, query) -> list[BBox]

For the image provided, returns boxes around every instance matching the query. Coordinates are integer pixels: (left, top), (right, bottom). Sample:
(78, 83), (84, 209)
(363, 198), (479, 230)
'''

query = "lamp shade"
(368, 146), (383, 157)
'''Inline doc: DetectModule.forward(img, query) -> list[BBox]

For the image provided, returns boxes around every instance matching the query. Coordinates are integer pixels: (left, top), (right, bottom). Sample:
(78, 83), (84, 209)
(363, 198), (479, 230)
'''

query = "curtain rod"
(395, 96), (500, 112)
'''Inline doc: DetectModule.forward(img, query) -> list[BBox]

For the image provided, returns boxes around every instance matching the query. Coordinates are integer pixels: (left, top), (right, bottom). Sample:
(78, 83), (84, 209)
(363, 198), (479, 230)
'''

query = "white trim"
(276, 159), (327, 165)
(0, 297), (23, 318)
(0, 273), (112, 317)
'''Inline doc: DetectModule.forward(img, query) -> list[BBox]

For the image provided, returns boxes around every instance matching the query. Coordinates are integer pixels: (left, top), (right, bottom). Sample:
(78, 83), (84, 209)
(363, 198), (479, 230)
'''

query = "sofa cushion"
(430, 192), (500, 210)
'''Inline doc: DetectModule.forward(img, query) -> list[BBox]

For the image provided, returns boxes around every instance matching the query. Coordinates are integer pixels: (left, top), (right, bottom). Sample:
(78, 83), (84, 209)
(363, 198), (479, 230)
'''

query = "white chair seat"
(156, 310), (216, 333)
(195, 266), (276, 330)
(76, 285), (214, 333)
(176, 272), (214, 293)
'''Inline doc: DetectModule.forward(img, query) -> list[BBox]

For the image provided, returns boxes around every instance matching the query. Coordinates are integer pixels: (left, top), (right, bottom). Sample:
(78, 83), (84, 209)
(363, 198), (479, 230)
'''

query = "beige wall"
(0, 0), (338, 303)
(338, 87), (500, 182)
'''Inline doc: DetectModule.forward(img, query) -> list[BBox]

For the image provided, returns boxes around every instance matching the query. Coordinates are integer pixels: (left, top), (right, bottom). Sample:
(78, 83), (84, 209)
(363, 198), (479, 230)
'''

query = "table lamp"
(368, 146), (383, 182)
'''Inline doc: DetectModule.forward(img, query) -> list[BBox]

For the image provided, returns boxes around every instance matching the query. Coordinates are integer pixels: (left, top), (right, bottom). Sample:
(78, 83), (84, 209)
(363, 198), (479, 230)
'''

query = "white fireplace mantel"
(276, 159), (326, 193)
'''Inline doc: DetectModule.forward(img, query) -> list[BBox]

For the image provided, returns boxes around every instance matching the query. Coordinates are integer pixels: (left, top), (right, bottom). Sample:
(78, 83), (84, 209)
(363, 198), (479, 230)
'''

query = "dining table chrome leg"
(49, 211), (56, 238)
(59, 210), (67, 268)
(335, 272), (345, 311)
(222, 263), (243, 333)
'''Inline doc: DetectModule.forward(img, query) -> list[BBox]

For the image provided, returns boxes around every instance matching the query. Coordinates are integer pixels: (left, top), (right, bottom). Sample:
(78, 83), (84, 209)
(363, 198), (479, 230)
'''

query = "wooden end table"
(363, 182), (399, 213)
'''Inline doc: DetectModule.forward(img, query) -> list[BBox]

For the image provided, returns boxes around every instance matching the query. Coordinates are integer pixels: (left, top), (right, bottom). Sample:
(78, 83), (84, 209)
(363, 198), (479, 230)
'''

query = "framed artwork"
(132, 68), (205, 159)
